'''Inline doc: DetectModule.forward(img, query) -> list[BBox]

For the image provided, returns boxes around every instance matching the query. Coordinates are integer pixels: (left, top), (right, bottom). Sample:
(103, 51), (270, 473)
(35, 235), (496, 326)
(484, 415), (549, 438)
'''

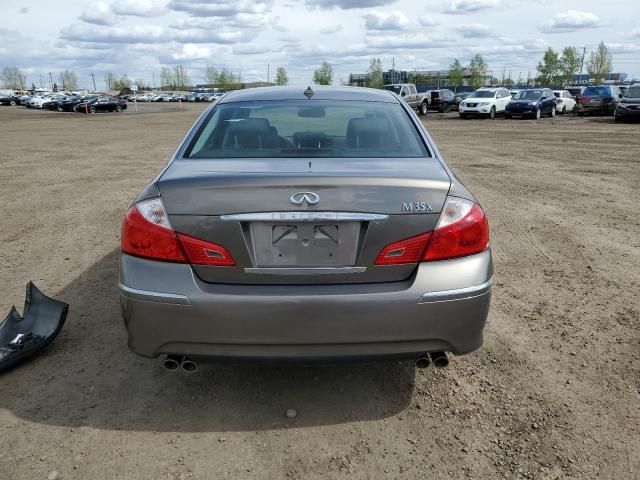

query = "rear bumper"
(119, 250), (493, 360)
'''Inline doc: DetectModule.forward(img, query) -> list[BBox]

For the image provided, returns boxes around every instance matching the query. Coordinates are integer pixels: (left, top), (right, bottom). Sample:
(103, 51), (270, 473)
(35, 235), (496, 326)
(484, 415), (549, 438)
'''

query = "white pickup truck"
(382, 83), (430, 115)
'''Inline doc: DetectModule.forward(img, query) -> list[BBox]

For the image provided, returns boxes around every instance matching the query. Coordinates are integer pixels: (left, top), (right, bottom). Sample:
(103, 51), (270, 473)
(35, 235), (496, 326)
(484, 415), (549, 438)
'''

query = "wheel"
(89, 106), (96, 113)
(10, 100), (16, 106)
(550, 105), (556, 117)
(57, 106), (63, 112)
(488, 107), (496, 119)
(419, 102), (428, 116)
(505, 113), (512, 119)
(561, 106), (566, 114)
(535, 108), (541, 120)
(441, 104), (450, 113)
(116, 105), (123, 112)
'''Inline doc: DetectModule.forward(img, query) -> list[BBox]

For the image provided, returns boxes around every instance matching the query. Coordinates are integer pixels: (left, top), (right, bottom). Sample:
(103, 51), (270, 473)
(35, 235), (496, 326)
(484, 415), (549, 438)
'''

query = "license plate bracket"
(250, 222), (360, 267)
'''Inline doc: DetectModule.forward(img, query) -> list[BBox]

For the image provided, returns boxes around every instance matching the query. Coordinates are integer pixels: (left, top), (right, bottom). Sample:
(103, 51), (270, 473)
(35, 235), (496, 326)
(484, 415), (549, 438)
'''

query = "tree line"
(536, 41), (613, 86)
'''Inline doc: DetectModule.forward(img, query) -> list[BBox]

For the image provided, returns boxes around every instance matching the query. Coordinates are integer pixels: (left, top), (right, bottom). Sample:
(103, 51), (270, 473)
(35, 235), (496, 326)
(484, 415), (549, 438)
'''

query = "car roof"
(218, 86), (398, 104)
(477, 87), (498, 91)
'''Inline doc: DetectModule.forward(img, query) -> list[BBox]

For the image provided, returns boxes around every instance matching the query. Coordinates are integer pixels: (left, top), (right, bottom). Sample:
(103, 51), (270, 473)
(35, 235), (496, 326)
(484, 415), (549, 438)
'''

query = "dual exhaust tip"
(163, 355), (198, 372)
(162, 352), (447, 372)
(415, 351), (449, 369)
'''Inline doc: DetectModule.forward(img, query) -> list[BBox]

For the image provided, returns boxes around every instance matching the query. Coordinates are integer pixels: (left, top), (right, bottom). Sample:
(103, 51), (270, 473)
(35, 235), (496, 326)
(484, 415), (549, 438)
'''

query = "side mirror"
(619, 94), (623, 98)
(400, 91), (406, 97)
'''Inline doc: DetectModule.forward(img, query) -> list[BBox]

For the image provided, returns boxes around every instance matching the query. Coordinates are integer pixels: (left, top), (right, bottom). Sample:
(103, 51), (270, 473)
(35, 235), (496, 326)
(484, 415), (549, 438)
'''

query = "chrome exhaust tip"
(415, 356), (431, 369)
(163, 355), (181, 371)
(181, 357), (198, 373)
(429, 351), (449, 368)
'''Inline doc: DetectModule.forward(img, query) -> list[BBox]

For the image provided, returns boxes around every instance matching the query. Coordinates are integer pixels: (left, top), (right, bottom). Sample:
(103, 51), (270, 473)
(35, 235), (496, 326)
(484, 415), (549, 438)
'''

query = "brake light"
(177, 233), (235, 266)
(375, 232), (431, 265)
(121, 198), (235, 266)
(423, 197), (489, 261)
(374, 197), (489, 265)
(121, 198), (186, 262)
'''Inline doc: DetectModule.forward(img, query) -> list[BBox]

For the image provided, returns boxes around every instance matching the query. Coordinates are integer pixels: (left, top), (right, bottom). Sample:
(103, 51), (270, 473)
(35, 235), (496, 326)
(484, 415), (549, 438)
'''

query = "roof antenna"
(304, 86), (315, 99)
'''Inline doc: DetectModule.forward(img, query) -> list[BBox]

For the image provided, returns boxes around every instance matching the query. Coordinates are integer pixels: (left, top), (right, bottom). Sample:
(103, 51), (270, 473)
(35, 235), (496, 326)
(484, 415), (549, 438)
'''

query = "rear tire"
(89, 106), (96, 113)
(550, 105), (556, 117)
(57, 106), (63, 112)
(116, 105), (123, 112)
(419, 102), (428, 116)
(10, 100), (16, 106)
(535, 108), (541, 120)
(441, 104), (450, 113)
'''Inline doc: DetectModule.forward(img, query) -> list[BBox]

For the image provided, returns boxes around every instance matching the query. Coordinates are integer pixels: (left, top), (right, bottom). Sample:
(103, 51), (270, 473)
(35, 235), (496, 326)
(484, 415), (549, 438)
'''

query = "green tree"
(1, 66), (26, 89)
(312, 61), (333, 85)
(275, 66), (289, 86)
(364, 58), (383, 88)
(204, 65), (218, 85)
(57, 70), (79, 90)
(587, 42), (613, 85)
(216, 68), (242, 90)
(112, 74), (131, 90)
(559, 46), (582, 86)
(468, 54), (488, 89)
(536, 47), (560, 86)
(160, 67), (175, 88)
(448, 59), (464, 90)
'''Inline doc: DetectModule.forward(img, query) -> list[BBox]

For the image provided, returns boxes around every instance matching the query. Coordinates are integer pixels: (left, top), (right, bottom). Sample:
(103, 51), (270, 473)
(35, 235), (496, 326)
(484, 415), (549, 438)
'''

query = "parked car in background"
(0, 94), (19, 106)
(458, 87), (512, 119)
(505, 88), (557, 119)
(509, 90), (521, 98)
(566, 86), (585, 98)
(74, 96), (127, 113)
(54, 95), (85, 112)
(119, 86), (492, 369)
(382, 83), (430, 115)
(576, 85), (622, 116)
(452, 92), (469, 111)
(615, 84), (640, 122)
(428, 89), (457, 112)
(553, 90), (576, 114)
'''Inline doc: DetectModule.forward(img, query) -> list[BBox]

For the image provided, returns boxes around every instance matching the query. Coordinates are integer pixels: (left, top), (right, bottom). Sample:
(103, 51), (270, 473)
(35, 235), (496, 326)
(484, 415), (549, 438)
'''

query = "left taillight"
(121, 198), (235, 266)
(374, 197), (490, 266)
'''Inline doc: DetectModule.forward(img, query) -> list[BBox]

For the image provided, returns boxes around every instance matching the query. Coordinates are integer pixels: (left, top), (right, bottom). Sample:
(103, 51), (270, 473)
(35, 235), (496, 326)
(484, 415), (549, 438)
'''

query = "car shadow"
(0, 249), (415, 432)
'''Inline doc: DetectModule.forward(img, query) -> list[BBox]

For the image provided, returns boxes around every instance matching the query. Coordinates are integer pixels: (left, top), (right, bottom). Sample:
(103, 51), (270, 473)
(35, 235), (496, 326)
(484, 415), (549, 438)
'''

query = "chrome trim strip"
(244, 267), (367, 275)
(118, 283), (191, 305)
(221, 212), (388, 223)
(418, 277), (493, 304)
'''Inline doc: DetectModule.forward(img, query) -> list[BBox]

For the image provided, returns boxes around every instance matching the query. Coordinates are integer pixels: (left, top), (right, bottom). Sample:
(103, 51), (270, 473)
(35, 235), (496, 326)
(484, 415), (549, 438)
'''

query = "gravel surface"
(0, 104), (638, 479)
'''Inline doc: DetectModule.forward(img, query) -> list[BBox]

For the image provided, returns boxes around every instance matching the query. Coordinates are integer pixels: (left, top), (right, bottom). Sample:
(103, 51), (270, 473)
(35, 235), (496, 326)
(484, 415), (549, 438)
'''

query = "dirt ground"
(0, 103), (638, 480)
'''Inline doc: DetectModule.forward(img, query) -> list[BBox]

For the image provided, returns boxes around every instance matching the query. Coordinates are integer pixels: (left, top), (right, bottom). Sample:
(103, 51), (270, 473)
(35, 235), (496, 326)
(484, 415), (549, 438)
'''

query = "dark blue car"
(505, 88), (557, 119)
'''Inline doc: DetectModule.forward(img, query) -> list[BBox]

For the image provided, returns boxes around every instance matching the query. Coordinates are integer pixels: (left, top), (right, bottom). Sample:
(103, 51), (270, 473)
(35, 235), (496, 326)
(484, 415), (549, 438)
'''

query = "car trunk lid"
(159, 158), (451, 284)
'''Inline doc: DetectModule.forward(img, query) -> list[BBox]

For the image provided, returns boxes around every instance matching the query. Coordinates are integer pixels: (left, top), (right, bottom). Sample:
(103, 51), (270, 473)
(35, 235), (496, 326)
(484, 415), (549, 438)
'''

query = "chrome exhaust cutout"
(429, 351), (449, 368)
(180, 356), (198, 373)
(163, 355), (181, 371)
(415, 356), (431, 369)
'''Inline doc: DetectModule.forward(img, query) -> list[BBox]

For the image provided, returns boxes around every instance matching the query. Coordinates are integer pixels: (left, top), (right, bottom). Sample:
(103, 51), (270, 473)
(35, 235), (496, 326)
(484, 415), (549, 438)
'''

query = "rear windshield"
(624, 86), (640, 98)
(515, 90), (542, 100)
(382, 85), (402, 94)
(583, 86), (610, 97)
(184, 100), (428, 159)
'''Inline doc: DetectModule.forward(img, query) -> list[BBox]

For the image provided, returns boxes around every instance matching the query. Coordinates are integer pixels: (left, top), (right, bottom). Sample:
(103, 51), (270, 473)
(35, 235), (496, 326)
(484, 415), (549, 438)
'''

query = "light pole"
(90, 72), (96, 91)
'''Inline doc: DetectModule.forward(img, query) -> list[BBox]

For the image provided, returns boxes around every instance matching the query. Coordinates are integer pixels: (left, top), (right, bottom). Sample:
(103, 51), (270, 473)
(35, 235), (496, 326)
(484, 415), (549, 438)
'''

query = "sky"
(1, 0), (639, 89)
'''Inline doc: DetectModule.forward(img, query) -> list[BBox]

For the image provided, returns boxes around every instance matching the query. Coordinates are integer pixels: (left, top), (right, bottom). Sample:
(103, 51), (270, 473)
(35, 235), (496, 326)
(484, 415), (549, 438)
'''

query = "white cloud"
(363, 11), (409, 31)
(456, 23), (492, 38)
(168, 0), (271, 17)
(418, 15), (438, 27)
(444, 0), (500, 14)
(112, 0), (168, 17)
(319, 25), (343, 34)
(80, 1), (118, 26)
(540, 10), (601, 33)
(306, 0), (398, 9)
(367, 33), (454, 49)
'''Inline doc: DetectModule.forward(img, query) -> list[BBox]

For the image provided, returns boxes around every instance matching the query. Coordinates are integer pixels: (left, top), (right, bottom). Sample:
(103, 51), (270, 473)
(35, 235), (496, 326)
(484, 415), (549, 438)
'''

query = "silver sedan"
(119, 86), (493, 371)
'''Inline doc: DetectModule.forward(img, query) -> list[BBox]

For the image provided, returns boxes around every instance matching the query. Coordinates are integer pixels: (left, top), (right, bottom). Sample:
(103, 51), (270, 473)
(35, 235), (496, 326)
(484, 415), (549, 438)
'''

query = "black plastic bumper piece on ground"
(0, 282), (68, 373)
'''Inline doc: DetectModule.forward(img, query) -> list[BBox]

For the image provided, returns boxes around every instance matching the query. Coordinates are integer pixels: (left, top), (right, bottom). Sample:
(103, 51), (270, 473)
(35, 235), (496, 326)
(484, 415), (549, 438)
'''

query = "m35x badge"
(402, 201), (433, 212)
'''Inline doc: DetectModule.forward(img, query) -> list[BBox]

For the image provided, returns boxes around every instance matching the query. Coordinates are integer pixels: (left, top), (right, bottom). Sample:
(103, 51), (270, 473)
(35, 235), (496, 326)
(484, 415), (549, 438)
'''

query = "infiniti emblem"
(289, 191), (320, 206)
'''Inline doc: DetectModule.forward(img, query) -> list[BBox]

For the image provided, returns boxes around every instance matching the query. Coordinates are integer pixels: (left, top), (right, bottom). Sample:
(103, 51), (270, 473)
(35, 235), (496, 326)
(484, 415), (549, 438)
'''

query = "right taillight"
(423, 197), (490, 262)
(121, 198), (235, 266)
